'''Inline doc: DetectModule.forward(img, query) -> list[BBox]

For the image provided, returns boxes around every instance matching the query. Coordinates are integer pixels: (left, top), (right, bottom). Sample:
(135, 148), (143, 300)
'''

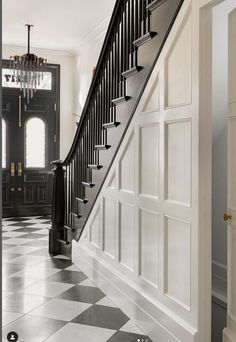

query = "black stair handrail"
(50, 0), (184, 255)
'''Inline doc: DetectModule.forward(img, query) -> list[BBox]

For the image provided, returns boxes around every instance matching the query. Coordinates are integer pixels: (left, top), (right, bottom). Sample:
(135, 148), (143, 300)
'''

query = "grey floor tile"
(107, 331), (152, 342)
(72, 304), (129, 330)
(57, 285), (105, 304)
(45, 270), (87, 284)
(38, 258), (72, 269)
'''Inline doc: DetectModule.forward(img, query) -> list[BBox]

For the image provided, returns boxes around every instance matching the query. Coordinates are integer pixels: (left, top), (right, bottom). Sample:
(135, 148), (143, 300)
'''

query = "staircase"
(49, 0), (184, 257)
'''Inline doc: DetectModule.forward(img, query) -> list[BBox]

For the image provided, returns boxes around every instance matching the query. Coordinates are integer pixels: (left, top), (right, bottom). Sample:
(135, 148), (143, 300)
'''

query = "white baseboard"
(72, 240), (197, 342)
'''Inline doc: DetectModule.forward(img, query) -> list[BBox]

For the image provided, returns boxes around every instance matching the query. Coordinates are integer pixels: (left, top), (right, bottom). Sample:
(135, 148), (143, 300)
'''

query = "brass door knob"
(224, 213), (232, 221)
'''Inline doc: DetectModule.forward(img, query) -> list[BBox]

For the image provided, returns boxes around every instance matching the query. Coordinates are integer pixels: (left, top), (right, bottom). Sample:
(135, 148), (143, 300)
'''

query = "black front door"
(2, 61), (60, 217)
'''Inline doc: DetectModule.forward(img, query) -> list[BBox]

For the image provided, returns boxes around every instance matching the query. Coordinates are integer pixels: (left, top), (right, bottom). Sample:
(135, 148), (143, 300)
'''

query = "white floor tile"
(4, 246), (41, 254)
(13, 266), (61, 280)
(2, 226), (24, 232)
(44, 323), (115, 342)
(2, 221), (18, 226)
(2, 311), (23, 326)
(2, 291), (14, 299)
(79, 279), (97, 287)
(96, 296), (117, 307)
(9, 255), (50, 266)
(64, 265), (81, 272)
(3, 238), (34, 245)
(30, 298), (92, 321)
(28, 223), (51, 229)
(2, 231), (27, 238)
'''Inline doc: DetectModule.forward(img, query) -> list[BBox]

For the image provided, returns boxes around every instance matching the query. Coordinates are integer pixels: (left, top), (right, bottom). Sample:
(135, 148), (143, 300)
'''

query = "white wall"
(2, 45), (76, 160)
(74, 17), (111, 117)
(212, 0), (236, 303)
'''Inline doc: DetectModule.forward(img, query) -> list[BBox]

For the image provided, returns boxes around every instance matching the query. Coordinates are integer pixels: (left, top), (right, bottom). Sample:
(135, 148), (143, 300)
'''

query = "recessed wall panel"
(120, 133), (135, 192)
(104, 198), (116, 258)
(140, 125), (159, 197)
(90, 206), (102, 249)
(166, 120), (191, 206)
(119, 203), (135, 271)
(165, 216), (191, 309)
(140, 209), (159, 286)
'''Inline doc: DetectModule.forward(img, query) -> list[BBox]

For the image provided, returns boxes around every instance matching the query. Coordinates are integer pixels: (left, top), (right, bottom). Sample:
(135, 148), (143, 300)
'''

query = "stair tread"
(76, 197), (88, 203)
(95, 144), (111, 150)
(133, 31), (157, 47)
(82, 182), (95, 188)
(103, 121), (121, 129)
(64, 225), (75, 232)
(112, 96), (130, 105)
(88, 164), (103, 170)
(71, 212), (83, 218)
(122, 66), (143, 78)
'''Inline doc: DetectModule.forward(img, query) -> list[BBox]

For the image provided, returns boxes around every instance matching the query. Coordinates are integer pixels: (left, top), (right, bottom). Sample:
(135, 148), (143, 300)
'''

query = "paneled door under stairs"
(2, 61), (60, 217)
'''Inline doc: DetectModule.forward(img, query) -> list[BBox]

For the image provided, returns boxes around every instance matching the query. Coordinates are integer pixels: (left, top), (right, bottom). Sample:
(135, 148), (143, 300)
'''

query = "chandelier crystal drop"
(9, 24), (47, 103)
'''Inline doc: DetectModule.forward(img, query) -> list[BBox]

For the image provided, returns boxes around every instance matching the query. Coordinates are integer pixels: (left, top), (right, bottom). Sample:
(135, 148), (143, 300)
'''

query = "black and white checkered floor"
(2, 217), (152, 342)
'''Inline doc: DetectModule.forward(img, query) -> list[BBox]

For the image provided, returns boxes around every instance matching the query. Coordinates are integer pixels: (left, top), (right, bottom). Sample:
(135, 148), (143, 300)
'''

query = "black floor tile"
(107, 331), (152, 342)
(57, 285), (105, 304)
(72, 304), (129, 330)
(10, 222), (35, 227)
(13, 227), (42, 233)
(40, 258), (72, 269)
(45, 270), (87, 284)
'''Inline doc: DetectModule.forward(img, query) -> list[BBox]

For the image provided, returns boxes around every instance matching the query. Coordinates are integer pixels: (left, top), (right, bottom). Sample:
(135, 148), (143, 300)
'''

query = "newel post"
(49, 160), (65, 255)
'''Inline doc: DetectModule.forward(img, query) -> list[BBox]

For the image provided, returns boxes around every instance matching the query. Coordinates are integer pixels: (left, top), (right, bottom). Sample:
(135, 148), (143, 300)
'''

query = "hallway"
(2, 217), (152, 342)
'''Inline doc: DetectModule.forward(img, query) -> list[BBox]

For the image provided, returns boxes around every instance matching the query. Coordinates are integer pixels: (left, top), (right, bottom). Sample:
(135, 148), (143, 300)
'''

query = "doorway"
(211, 1), (236, 341)
(2, 60), (60, 217)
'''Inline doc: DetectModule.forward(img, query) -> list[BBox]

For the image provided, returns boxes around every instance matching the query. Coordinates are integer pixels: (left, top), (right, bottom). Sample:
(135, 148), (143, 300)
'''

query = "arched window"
(25, 118), (46, 168)
(2, 119), (6, 168)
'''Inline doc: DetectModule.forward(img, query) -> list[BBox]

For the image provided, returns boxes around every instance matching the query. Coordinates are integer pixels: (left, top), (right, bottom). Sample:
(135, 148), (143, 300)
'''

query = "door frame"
(2, 59), (61, 160)
(198, 0), (231, 341)
(2, 60), (60, 217)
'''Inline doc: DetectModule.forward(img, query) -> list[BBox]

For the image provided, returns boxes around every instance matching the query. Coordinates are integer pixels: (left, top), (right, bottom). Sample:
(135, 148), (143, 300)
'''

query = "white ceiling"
(2, 0), (116, 54)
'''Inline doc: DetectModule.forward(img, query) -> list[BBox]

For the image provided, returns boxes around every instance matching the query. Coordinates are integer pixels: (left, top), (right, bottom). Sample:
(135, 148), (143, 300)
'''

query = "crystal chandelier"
(10, 24), (47, 103)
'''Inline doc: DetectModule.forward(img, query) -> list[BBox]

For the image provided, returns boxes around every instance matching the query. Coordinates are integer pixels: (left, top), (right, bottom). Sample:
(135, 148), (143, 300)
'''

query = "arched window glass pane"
(2, 119), (6, 168)
(25, 118), (46, 168)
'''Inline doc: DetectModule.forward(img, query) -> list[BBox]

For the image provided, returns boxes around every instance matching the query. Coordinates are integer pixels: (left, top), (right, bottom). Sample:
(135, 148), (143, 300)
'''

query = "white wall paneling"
(73, 1), (212, 341)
